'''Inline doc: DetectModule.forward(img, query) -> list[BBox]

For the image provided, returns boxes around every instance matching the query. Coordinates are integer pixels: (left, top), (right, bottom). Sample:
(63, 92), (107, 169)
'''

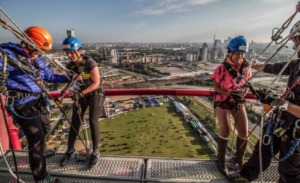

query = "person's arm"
(251, 64), (265, 72)
(286, 103), (300, 118)
(80, 67), (100, 96)
(252, 62), (291, 75)
(38, 57), (70, 83)
(213, 80), (230, 96)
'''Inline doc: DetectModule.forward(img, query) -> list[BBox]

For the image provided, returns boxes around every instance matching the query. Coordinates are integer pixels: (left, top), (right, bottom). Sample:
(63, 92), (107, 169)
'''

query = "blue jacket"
(0, 42), (70, 105)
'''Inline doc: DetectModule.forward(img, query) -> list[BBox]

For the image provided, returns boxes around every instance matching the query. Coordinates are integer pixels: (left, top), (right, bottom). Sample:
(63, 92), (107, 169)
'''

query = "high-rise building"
(110, 49), (119, 64)
(200, 43), (208, 61)
(183, 53), (198, 62)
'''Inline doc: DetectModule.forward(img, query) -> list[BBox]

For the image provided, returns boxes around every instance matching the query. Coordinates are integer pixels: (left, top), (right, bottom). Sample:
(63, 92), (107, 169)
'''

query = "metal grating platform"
(0, 151), (279, 182)
(147, 159), (226, 183)
(0, 172), (134, 183)
(0, 151), (143, 182)
(146, 158), (279, 183)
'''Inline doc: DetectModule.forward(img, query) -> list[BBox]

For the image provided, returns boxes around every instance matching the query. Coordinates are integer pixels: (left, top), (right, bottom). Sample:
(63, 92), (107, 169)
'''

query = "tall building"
(200, 43), (208, 61)
(224, 37), (231, 46)
(110, 49), (119, 64)
(183, 53), (198, 62)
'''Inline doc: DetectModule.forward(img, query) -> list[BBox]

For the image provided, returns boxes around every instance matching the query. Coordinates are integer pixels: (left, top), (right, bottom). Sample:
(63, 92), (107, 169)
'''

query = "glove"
(256, 89), (286, 107)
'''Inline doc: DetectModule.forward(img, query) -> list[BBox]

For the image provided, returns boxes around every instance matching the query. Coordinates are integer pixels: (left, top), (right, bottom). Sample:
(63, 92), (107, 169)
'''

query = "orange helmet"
(24, 26), (53, 50)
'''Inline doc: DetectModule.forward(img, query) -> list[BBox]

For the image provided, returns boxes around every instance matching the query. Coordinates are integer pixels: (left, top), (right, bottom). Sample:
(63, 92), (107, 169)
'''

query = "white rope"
(258, 103), (264, 183)
(267, 44), (300, 91)
(0, 139), (25, 183)
(0, 7), (72, 80)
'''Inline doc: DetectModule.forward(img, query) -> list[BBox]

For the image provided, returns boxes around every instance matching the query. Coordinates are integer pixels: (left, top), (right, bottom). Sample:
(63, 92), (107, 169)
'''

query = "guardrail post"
(0, 95), (22, 152)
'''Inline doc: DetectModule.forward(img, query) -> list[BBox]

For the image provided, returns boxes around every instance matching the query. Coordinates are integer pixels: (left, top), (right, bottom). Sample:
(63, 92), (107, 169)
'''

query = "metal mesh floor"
(147, 158), (279, 183)
(0, 151), (279, 182)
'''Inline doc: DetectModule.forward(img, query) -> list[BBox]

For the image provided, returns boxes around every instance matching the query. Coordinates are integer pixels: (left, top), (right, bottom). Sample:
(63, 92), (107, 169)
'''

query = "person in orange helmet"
(0, 26), (69, 183)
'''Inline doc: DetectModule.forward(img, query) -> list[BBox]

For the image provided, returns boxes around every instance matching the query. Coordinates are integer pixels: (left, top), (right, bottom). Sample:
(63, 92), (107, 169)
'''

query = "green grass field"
(94, 103), (215, 159)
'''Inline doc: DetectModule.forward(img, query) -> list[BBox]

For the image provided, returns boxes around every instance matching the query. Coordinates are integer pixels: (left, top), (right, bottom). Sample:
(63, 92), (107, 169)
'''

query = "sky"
(0, 0), (299, 44)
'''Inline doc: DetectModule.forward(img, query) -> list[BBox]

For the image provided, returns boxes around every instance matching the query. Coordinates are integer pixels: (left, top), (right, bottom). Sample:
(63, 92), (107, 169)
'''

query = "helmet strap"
(73, 50), (82, 63)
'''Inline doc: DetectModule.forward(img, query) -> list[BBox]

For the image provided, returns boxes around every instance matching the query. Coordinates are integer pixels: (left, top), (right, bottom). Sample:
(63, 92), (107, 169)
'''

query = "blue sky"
(0, 0), (299, 43)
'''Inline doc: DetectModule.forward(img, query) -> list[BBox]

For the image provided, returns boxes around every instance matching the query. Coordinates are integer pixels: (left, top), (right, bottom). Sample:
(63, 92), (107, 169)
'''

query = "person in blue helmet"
(0, 26), (69, 183)
(228, 5), (300, 183)
(211, 35), (252, 175)
(59, 29), (104, 169)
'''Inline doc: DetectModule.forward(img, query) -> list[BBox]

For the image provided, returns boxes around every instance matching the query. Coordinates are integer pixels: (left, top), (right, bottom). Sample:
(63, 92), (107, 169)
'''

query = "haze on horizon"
(0, 0), (299, 44)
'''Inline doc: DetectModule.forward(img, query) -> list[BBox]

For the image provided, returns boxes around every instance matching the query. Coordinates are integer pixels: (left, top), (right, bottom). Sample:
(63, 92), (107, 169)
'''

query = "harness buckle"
(274, 127), (286, 137)
(6, 96), (14, 106)
(263, 134), (271, 145)
(33, 70), (40, 78)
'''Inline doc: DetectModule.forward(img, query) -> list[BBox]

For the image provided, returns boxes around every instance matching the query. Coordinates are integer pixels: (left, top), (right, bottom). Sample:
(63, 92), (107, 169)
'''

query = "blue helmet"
(62, 37), (83, 51)
(228, 36), (248, 53)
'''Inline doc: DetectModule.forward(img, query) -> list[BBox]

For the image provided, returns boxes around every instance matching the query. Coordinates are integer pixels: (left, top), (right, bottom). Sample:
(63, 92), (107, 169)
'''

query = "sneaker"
(44, 149), (55, 159)
(227, 170), (250, 183)
(36, 175), (61, 183)
(60, 149), (76, 166)
(88, 154), (99, 169)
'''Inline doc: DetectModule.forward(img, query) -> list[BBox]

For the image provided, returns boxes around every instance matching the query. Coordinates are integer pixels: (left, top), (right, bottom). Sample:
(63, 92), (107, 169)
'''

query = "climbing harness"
(0, 47), (89, 151)
(264, 112), (300, 162)
(222, 59), (249, 85)
(0, 51), (22, 183)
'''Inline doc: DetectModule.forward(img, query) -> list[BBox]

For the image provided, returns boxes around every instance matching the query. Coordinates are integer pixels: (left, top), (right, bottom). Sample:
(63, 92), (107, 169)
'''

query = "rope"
(248, 9), (299, 82)
(0, 47), (88, 151)
(0, 140), (25, 183)
(259, 104), (264, 183)
(0, 7), (73, 80)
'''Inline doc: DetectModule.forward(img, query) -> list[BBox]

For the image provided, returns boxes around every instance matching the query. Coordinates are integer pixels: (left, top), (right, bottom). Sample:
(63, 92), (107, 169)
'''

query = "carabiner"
(263, 134), (272, 145)
(5, 96), (14, 107)
(293, 119), (300, 139)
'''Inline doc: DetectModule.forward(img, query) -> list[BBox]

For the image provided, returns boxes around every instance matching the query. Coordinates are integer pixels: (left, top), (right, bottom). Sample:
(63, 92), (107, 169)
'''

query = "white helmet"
(290, 20), (300, 38)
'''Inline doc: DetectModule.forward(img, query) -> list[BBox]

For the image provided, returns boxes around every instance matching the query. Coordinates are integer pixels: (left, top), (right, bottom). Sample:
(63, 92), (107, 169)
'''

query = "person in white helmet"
(228, 4), (300, 183)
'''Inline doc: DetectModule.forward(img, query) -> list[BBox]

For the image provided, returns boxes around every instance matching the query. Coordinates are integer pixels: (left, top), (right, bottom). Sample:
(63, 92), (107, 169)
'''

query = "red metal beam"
(48, 89), (256, 99)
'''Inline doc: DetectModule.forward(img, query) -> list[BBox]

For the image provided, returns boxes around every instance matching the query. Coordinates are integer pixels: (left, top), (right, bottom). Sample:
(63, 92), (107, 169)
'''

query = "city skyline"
(0, 0), (299, 44)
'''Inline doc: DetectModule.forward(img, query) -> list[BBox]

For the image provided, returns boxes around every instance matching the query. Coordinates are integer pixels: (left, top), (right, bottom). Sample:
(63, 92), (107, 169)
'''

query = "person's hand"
(256, 89), (286, 107)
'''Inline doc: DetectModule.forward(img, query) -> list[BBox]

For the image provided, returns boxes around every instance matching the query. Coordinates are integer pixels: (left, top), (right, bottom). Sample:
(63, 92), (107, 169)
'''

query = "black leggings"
(67, 94), (104, 152)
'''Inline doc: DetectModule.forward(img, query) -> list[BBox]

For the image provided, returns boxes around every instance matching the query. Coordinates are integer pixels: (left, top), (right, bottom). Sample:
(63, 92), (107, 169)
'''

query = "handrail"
(48, 89), (256, 99)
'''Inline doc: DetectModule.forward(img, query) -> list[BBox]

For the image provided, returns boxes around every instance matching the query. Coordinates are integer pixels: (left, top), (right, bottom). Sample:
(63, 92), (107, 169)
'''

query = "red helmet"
(24, 26), (53, 50)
